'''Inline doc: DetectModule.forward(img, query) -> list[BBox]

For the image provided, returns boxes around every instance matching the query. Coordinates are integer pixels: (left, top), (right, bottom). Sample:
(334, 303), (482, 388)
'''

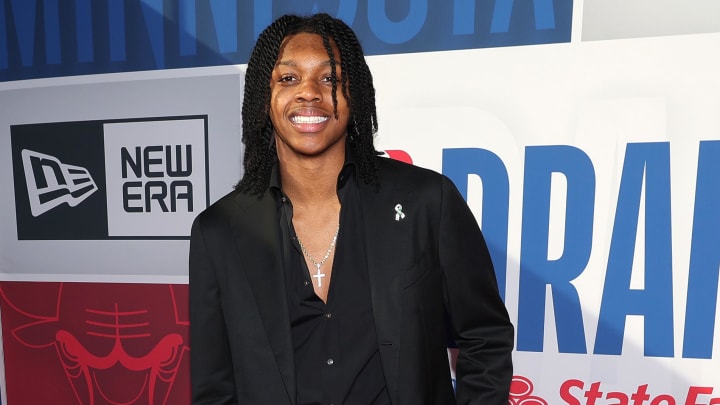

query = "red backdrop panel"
(0, 281), (190, 405)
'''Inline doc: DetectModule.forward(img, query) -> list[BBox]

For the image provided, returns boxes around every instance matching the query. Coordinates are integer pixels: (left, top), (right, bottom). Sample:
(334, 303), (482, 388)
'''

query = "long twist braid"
(237, 13), (379, 194)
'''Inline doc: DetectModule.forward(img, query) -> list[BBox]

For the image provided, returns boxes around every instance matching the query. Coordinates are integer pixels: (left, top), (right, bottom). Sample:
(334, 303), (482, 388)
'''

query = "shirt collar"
(269, 143), (357, 196)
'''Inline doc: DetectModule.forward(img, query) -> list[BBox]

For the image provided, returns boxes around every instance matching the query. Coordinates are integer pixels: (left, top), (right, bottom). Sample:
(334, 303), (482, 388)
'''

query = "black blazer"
(189, 157), (514, 404)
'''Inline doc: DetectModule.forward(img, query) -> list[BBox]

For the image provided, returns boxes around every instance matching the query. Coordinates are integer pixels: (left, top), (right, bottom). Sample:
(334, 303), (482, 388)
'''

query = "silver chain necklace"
(297, 225), (340, 288)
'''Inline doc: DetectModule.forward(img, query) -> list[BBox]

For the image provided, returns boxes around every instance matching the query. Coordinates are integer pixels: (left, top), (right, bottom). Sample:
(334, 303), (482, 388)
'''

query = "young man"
(190, 13), (514, 405)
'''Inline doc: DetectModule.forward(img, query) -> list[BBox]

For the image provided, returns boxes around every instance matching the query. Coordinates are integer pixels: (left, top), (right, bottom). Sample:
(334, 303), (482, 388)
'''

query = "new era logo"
(21, 149), (98, 217)
(11, 116), (208, 240)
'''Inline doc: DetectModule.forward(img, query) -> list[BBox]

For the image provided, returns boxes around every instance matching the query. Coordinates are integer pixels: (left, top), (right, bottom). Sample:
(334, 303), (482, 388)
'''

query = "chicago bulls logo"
(0, 282), (190, 405)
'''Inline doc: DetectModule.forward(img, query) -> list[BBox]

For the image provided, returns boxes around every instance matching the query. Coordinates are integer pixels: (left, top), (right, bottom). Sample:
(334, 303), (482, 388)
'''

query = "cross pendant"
(312, 263), (326, 287)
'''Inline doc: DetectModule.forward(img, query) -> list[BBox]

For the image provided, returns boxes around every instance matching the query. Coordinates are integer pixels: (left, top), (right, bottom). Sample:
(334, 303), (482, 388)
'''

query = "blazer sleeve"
(189, 214), (238, 405)
(438, 175), (515, 405)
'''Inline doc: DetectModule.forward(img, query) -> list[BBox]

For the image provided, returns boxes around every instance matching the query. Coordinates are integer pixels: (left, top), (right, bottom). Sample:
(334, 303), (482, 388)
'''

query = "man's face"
(269, 32), (350, 160)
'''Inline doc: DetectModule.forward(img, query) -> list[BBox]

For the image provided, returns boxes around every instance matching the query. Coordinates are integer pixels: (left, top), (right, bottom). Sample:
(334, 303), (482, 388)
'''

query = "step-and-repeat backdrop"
(1, 1), (719, 404)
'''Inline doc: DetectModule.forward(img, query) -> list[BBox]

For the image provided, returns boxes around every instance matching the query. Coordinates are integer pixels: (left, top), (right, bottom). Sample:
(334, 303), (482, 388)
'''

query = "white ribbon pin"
(395, 204), (406, 221)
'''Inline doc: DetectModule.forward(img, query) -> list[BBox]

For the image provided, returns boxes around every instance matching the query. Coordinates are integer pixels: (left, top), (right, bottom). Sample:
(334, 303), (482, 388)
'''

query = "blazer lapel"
(359, 178), (413, 404)
(230, 191), (296, 404)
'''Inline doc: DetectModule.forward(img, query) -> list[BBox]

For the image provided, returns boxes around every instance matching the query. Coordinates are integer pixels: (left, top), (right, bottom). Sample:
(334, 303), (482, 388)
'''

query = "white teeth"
(291, 115), (328, 124)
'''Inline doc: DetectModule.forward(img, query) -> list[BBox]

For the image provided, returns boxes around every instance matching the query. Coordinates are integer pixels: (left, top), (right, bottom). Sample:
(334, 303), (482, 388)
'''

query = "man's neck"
(279, 155), (343, 206)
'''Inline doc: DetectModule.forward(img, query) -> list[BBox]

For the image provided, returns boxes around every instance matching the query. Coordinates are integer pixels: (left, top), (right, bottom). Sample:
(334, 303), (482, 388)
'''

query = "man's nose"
(295, 79), (322, 103)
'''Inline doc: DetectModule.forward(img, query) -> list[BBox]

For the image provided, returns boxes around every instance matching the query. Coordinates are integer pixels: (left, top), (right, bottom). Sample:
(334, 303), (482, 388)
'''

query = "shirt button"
(303, 280), (310, 286)
(326, 358), (334, 366)
(325, 312), (332, 319)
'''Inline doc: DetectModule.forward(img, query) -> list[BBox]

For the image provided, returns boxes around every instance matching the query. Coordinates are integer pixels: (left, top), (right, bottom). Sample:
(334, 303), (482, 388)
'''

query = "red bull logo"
(0, 282), (190, 405)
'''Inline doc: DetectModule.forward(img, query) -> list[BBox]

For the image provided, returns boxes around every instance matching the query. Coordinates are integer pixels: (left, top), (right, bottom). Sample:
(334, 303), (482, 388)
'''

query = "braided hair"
(237, 13), (379, 194)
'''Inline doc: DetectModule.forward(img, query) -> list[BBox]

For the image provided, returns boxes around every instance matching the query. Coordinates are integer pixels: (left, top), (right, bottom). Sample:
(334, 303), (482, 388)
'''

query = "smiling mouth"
(290, 115), (329, 124)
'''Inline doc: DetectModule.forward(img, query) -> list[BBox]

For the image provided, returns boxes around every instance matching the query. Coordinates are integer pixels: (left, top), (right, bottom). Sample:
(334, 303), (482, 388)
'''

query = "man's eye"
(321, 75), (334, 83)
(279, 75), (296, 83)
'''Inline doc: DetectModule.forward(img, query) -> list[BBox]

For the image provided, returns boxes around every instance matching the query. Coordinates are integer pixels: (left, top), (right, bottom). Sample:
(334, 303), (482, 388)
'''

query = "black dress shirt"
(271, 161), (391, 405)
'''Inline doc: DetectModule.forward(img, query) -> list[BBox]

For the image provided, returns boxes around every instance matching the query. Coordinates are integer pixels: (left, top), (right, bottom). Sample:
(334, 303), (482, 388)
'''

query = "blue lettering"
(683, 140), (720, 359)
(517, 145), (594, 354)
(210, 0), (237, 53)
(253, 0), (272, 39)
(284, 0), (357, 27)
(109, 0), (126, 61)
(179, 0), (196, 56)
(0, 0), (6, 68)
(534, 0), (556, 29)
(9, 0), (36, 66)
(594, 142), (674, 357)
(140, 0), (165, 68)
(76, 0), (93, 62)
(491, 0), (556, 33)
(442, 148), (510, 299)
(453, 0), (475, 35)
(181, 0), (244, 56)
(43, 0), (61, 64)
(368, 0), (427, 44)
(2, 0), (571, 81)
